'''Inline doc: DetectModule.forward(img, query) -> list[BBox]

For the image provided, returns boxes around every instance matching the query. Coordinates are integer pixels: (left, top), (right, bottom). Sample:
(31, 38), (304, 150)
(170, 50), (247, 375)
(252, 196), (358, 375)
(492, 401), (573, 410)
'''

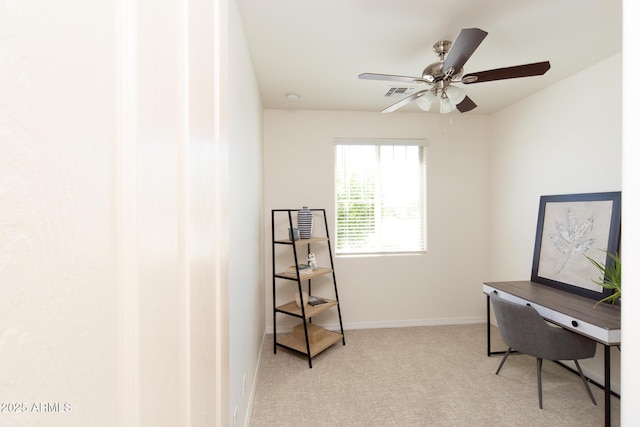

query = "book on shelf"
(308, 296), (328, 306)
(285, 264), (314, 275)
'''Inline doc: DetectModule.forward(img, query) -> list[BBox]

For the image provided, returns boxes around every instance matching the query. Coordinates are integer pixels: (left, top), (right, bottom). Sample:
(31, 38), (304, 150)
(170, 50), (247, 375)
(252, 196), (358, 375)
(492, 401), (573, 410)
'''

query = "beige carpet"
(249, 324), (619, 427)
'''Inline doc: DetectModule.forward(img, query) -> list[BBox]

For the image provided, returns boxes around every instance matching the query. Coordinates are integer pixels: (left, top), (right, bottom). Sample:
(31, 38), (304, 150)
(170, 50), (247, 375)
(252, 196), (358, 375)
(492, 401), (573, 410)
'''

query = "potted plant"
(585, 250), (621, 307)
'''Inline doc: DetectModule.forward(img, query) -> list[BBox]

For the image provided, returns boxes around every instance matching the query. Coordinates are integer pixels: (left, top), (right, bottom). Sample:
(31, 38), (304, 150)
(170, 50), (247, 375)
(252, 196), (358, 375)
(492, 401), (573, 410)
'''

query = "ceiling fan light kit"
(416, 90), (437, 111)
(445, 85), (466, 105)
(359, 28), (551, 114)
(439, 95), (456, 114)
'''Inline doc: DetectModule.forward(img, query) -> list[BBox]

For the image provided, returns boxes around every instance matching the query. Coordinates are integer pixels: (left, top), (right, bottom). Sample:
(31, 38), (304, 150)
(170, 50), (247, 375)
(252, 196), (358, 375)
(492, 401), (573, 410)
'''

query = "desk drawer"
(547, 309), (621, 343)
(484, 285), (554, 319)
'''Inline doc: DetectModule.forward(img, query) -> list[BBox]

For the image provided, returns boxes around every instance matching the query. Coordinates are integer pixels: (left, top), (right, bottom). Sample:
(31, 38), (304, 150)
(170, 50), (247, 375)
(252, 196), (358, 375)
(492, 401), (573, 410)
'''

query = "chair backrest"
(490, 292), (556, 358)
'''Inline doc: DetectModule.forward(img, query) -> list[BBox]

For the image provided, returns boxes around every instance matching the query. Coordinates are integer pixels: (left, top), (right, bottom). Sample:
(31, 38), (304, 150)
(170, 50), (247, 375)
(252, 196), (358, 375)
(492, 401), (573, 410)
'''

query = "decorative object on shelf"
(307, 253), (317, 270)
(288, 227), (300, 241)
(294, 291), (309, 308)
(585, 250), (621, 307)
(297, 206), (313, 239)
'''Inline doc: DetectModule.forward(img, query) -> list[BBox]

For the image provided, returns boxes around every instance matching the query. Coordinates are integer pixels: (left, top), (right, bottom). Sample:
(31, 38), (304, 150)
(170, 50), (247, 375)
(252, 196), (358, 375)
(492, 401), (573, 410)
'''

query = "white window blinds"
(335, 139), (427, 255)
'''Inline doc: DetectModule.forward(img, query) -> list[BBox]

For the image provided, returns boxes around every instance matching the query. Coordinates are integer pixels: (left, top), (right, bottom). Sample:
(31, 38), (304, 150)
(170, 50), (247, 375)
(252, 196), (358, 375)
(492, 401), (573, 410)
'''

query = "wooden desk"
(483, 281), (621, 427)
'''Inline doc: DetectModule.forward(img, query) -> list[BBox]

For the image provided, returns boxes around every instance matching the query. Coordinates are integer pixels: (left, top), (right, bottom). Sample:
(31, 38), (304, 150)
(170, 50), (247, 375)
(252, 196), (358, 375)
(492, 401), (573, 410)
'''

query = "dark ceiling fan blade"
(442, 28), (488, 76)
(456, 96), (477, 113)
(381, 89), (430, 113)
(462, 61), (551, 84)
(359, 73), (424, 84)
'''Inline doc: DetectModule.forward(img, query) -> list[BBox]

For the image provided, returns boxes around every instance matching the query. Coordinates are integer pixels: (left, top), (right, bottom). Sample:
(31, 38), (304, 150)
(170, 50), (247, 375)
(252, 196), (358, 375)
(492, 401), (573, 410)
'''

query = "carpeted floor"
(249, 324), (619, 426)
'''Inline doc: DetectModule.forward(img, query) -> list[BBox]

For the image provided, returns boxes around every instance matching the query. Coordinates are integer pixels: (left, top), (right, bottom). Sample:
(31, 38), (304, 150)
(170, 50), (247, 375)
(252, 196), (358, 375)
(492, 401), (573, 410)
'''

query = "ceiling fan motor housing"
(422, 61), (463, 83)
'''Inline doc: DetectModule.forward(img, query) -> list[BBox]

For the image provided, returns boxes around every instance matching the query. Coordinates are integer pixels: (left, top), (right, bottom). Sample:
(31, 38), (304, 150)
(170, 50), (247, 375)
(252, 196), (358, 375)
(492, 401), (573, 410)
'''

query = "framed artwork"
(531, 191), (621, 300)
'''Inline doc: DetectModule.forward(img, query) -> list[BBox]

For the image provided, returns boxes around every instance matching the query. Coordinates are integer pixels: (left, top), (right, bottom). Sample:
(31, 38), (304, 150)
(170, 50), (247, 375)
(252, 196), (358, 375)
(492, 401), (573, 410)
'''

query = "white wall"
(227, 0), (265, 425)
(488, 53), (622, 392)
(263, 111), (491, 331)
(621, 3), (640, 423)
(0, 0), (230, 426)
(488, 54), (622, 280)
(1, 1), (118, 425)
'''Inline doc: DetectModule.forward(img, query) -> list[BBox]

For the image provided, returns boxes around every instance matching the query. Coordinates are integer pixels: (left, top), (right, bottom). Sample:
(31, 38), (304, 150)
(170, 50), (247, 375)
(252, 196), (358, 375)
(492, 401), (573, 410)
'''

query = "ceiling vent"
(384, 87), (415, 97)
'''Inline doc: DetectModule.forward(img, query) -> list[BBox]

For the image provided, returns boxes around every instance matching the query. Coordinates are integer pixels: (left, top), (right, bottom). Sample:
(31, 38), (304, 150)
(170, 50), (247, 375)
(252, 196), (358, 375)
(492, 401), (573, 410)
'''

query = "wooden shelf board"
(275, 267), (332, 281)
(277, 329), (343, 357)
(274, 236), (329, 245)
(276, 298), (338, 318)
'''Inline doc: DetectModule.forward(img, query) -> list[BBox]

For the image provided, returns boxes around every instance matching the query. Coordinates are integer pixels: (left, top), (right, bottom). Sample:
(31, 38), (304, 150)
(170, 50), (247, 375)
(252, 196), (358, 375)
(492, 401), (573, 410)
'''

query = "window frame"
(334, 138), (429, 256)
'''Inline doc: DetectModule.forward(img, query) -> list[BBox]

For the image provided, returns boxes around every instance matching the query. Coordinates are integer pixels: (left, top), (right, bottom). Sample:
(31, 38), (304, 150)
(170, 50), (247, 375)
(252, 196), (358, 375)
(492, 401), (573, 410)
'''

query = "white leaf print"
(555, 221), (572, 243)
(572, 238), (594, 255)
(574, 217), (594, 241)
(550, 235), (571, 255)
(568, 209), (577, 232)
(550, 209), (596, 274)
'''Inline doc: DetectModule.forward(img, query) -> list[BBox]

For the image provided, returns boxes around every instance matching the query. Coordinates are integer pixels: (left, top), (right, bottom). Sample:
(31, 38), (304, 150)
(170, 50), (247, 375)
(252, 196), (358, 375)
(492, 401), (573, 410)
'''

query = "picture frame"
(531, 191), (621, 300)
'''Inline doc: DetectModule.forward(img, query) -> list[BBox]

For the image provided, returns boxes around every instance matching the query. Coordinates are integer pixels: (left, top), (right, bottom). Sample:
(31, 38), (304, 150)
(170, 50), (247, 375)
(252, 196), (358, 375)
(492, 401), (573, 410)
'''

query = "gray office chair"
(490, 292), (597, 409)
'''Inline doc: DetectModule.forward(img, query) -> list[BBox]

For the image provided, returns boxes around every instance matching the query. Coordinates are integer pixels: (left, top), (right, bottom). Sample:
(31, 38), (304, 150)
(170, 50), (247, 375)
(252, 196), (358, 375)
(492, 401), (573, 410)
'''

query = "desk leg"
(486, 295), (492, 356)
(605, 345), (611, 427)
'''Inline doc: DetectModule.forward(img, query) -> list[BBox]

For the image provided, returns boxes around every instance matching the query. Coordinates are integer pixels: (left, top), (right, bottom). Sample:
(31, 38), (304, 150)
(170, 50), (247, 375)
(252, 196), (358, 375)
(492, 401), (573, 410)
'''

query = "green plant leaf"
(585, 250), (621, 308)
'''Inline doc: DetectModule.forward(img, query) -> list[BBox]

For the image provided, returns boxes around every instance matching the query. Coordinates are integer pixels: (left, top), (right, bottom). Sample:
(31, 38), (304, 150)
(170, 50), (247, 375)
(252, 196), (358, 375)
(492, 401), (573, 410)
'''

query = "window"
(335, 138), (428, 255)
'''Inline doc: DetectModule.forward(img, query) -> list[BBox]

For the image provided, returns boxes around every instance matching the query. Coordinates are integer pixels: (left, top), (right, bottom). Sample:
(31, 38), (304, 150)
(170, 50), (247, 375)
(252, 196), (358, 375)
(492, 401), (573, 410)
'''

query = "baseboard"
(243, 331), (266, 427)
(265, 316), (486, 334)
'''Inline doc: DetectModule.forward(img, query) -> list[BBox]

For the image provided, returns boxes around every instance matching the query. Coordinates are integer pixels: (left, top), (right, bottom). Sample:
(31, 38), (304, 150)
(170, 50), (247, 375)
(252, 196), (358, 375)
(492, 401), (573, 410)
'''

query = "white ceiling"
(236, 0), (622, 115)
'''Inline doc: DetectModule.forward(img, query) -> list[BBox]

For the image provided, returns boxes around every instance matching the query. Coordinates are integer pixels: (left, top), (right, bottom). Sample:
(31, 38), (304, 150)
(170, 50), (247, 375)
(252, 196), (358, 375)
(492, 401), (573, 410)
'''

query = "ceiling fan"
(359, 28), (550, 114)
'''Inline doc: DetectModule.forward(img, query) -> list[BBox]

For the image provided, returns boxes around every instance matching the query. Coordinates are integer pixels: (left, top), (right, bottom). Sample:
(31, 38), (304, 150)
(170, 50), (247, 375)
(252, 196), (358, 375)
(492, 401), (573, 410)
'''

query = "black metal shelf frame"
(271, 208), (345, 368)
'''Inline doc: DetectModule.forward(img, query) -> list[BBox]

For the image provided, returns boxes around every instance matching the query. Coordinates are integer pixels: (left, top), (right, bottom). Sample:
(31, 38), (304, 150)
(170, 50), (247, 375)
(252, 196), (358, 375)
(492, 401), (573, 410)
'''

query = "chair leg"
(537, 358), (543, 409)
(495, 347), (512, 375)
(574, 360), (597, 405)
